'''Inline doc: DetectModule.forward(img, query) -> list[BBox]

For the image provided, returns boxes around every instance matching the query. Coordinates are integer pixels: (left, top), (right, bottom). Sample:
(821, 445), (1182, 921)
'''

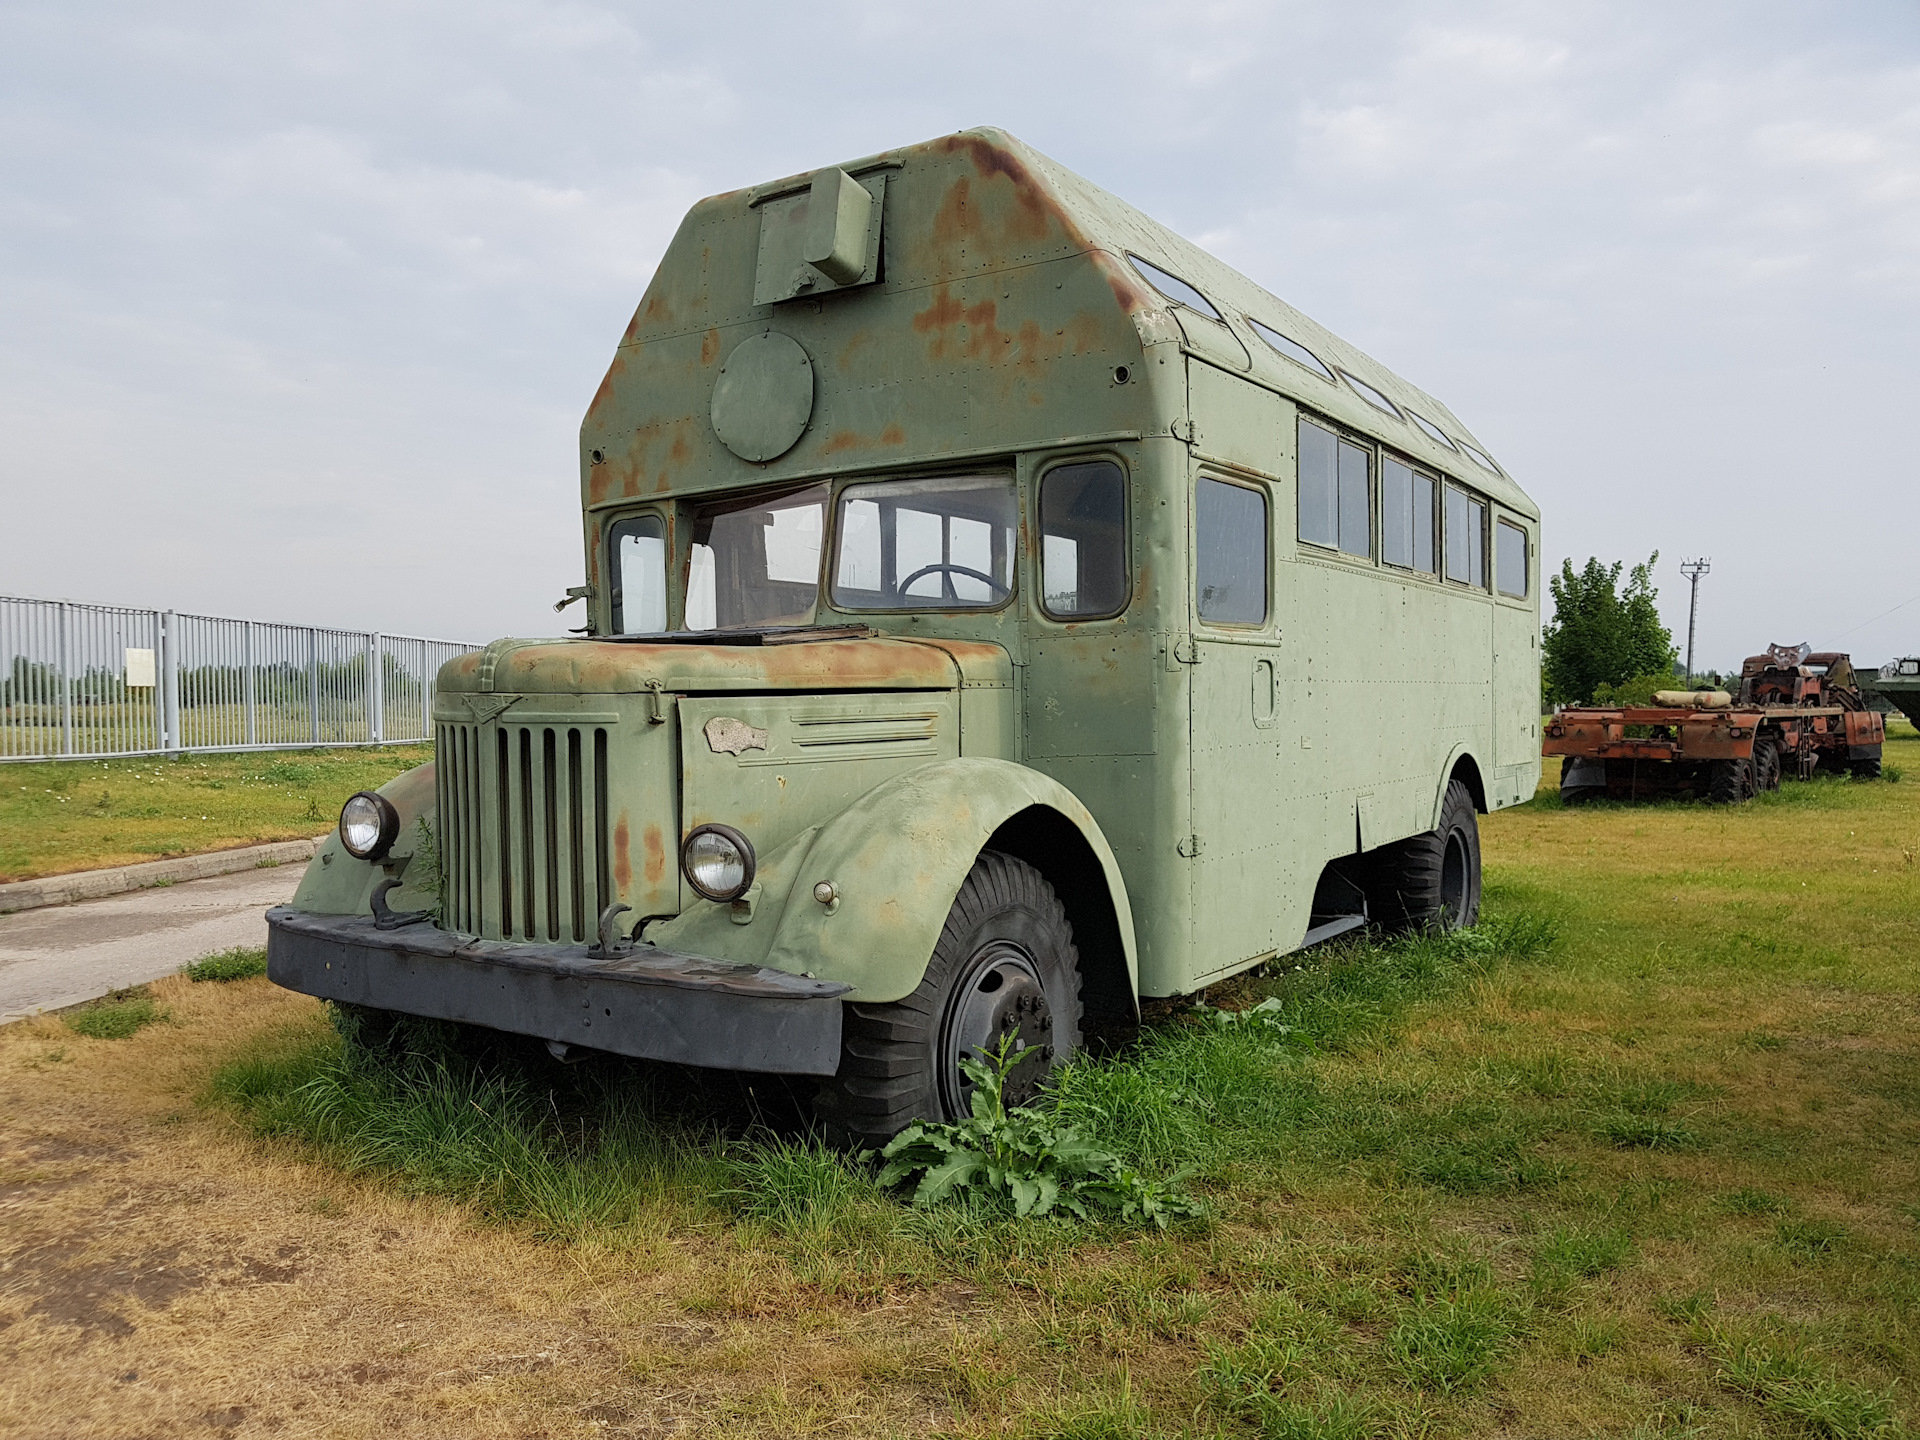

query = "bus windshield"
(684, 484), (827, 631)
(831, 474), (1017, 611)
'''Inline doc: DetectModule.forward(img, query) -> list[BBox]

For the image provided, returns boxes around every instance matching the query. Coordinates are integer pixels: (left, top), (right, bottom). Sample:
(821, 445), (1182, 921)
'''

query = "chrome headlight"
(682, 823), (755, 901)
(339, 791), (400, 861)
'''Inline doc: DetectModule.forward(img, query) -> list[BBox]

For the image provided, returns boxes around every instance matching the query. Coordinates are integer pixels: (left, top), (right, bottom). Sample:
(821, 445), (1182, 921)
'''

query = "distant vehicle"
(1861, 657), (1920, 729)
(266, 128), (1541, 1144)
(1546, 644), (1885, 805)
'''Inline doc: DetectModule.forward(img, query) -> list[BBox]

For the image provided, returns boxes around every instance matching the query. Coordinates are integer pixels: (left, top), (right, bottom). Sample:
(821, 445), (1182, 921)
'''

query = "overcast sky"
(3, 0), (1917, 670)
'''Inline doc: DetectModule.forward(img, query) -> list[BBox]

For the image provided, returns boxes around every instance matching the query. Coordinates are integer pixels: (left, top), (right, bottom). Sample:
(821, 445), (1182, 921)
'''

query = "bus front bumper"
(264, 907), (851, 1075)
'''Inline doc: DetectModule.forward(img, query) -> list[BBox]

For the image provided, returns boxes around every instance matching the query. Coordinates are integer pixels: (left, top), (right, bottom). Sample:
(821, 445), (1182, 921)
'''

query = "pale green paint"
(286, 127), (1543, 1019)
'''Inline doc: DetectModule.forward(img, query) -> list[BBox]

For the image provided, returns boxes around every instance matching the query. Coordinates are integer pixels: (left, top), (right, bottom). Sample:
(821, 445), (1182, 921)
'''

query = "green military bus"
(268, 129), (1542, 1145)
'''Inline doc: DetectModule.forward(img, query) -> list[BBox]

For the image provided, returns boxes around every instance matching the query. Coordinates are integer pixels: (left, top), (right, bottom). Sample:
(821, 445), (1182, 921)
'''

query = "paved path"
(0, 866), (302, 1023)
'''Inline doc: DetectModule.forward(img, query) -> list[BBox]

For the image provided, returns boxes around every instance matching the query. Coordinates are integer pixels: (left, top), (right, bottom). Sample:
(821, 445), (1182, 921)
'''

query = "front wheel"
(1358, 778), (1482, 934)
(813, 850), (1084, 1149)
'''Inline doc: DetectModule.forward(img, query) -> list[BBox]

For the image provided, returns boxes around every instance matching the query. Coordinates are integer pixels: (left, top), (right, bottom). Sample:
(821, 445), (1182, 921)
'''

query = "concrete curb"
(0, 837), (327, 915)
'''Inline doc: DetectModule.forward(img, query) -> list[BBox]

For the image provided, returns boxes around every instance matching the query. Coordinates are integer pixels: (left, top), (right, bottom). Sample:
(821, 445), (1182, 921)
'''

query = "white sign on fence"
(125, 647), (156, 688)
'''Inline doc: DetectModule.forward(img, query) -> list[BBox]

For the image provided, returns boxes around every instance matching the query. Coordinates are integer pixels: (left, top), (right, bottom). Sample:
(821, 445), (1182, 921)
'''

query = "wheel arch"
(1435, 746), (1488, 825)
(986, 805), (1138, 1025)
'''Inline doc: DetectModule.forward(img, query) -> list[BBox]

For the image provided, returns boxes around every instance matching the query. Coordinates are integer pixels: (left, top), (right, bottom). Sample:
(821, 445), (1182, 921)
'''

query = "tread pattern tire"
(1851, 757), (1883, 781)
(1708, 757), (1753, 804)
(812, 850), (1083, 1150)
(1751, 741), (1781, 793)
(1357, 778), (1482, 934)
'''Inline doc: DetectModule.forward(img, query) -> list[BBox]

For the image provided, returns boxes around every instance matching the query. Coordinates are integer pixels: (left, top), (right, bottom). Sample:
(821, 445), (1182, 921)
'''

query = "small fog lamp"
(339, 791), (400, 861)
(682, 823), (755, 902)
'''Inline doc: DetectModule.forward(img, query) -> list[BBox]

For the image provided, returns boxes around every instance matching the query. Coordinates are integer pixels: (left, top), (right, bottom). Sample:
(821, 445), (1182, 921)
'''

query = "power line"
(1835, 591), (1920, 641)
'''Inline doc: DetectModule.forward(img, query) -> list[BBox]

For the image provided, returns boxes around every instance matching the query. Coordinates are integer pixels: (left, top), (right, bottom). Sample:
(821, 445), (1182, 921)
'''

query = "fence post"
(369, 632), (384, 744)
(161, 611), (181, 753)
(243, 620), (257, 746)
(57, 602), (73, 758)
(307, 628), (320, 745)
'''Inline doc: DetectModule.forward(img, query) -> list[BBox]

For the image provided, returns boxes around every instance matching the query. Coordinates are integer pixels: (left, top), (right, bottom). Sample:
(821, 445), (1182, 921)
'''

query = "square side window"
(1197, 478), (1268, 625)
(1039, 461), (1128, 618)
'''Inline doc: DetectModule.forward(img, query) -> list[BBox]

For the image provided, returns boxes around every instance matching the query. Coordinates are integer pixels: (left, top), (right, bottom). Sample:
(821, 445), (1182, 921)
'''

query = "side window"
(1382, 457), (1436, 574)
(609, 514), (668, 633)
(1039, 461), (1128, 619)
(1444, 485), (1488, 588)
(1337, 438), (1371, 558)
(1496, 520), (1530, 598)
(1297, 416), (1372, 558)
(1298, 418), (1337, 548)
(1195, 477), (1268, 625)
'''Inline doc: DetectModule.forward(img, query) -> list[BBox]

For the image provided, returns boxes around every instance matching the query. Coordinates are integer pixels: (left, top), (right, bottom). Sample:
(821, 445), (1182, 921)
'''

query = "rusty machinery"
(1544, 643), (1886, 805)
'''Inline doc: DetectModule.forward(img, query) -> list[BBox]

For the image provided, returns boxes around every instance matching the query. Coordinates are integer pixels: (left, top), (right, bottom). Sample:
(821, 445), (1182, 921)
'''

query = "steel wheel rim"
(934, 939), (1053, 1117)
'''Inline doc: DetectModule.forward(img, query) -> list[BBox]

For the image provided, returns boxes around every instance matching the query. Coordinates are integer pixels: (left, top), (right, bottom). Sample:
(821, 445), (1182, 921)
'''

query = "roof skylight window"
(1407, 411), (1455, 450)
(1248, 319), (1334, 381)
(1459, 441), (1500, 475)
(1127, 256), (1223, 320)
(1338, 370), (1402, 419)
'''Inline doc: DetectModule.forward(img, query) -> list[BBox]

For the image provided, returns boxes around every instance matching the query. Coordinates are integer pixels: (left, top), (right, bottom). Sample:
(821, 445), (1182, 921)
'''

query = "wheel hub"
(935, 940), (1055, 1116)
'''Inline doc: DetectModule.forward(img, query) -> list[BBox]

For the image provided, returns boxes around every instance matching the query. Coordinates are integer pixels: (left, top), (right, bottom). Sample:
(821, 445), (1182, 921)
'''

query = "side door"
(1185, 467), (1299, 983)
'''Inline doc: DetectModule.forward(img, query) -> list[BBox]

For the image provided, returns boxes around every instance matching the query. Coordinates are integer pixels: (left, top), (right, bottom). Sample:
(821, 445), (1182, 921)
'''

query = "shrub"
(183, 947), (268, 982)
(875, 1040), (1200, 1227)
(64, 990), (163, 1039)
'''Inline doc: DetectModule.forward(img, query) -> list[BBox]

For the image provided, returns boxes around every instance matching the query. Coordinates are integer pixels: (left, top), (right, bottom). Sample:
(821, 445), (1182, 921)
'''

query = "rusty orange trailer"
(1544, 645), (1885, 805)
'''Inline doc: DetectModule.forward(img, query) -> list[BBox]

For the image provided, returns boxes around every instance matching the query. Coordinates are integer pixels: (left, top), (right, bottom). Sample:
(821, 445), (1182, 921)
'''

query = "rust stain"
(642, 290), (674, 327)
(613, 815), (633, 892)
(879, 423), (904, 445)
(821, 430), (870, 456)
(911, 286), (1010, 362)
(836, 329), (874, 372)
(642, 824), (666, 887)
(584, 354), (626, 427)
(933, 134), (1072, 247)
(699, 328), (719, 366)
(1090, 250), (1150, 315)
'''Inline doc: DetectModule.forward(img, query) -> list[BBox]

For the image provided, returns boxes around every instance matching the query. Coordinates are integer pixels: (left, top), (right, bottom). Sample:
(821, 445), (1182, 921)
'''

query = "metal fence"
(1, 595), (479, 761)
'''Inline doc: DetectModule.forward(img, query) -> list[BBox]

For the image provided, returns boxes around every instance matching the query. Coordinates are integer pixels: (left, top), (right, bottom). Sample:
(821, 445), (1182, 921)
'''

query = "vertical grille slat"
(435, 715), (614, 943)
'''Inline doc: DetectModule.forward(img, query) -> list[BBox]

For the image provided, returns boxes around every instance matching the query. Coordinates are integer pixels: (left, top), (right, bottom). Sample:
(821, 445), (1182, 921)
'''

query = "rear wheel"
(1751, 740), (1781, 793)
(813, 850), (1084, 1149)
(1359, 778), (1482, 934)
(1708, 757), (1753, 804)
(1851, 755), (1883, 781)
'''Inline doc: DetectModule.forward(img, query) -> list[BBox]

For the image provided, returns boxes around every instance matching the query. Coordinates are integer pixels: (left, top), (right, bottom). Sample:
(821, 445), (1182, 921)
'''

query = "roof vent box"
(753, 167), (887, 306)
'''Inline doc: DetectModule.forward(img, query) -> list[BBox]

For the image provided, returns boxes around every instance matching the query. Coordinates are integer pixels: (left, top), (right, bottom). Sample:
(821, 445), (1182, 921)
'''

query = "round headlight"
(339, 791), (399, 861)
(682, 823), (755, 902)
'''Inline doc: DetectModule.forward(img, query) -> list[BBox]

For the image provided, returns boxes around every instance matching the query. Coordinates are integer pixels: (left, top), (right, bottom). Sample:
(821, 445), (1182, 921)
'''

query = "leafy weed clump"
(183, 946), (268, 982)
(64, 988), (164, 1039)
(876, 1040), (1200, 1227)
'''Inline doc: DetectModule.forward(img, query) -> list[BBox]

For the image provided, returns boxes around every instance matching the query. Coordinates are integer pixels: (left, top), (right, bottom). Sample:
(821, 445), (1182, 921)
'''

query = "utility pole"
(1680, 558), (1710, 681)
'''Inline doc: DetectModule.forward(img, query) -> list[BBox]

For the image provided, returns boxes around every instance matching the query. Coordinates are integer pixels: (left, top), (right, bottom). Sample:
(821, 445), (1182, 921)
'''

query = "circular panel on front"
(710, 332), (814, 462)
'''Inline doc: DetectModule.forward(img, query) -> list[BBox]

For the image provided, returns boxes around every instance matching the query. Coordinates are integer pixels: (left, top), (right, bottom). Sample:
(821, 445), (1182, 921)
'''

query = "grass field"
(0, 745), (431, 882)
(0, 725), (1914, 1438)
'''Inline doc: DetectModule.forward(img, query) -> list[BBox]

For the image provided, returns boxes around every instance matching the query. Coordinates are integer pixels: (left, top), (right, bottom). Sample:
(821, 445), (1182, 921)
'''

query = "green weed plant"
(64, 988), (164, 1039)
(183, 946), (268, 982)
(875, 1038), (1200, 1226)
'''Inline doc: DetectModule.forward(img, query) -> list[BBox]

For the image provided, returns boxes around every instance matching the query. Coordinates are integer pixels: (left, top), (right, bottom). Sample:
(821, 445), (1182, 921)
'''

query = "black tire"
(1851, 756), (1883, 781)
(1751, 741), (1781, 793)
(1559, 757), (1606, 807)
(329, 1000), (403, 1053)
(1708, 757), (1753, 804)
(812, 850), (1084, 1150)
(1358, 778), (1482, 934)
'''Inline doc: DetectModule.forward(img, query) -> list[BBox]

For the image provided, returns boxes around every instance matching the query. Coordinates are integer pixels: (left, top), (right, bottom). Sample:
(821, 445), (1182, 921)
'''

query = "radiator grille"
(436, 721), (612, 942)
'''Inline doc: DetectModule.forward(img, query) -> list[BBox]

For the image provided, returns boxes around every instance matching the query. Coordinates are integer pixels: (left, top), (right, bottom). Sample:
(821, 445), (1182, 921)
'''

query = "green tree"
(1542, 553), (1677, 705)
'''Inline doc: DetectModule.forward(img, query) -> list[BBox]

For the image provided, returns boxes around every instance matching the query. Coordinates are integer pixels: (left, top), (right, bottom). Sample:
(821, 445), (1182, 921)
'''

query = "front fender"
(288, 762), (438, 917)
(645, 758), (1138, 1004)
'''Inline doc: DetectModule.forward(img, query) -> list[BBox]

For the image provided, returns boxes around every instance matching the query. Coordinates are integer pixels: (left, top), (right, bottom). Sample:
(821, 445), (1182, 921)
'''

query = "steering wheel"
(896, 563), (1010, 602)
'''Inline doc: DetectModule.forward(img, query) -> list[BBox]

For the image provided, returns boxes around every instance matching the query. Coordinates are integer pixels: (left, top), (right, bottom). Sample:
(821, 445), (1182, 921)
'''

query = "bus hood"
(436, 630), (1010, 697)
